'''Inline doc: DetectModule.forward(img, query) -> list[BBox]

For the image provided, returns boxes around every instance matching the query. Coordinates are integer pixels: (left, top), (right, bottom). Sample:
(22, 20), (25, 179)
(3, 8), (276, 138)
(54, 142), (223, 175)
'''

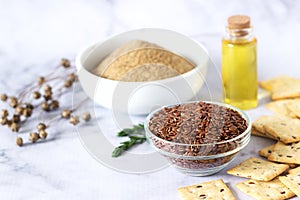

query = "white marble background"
(0, 0), (300, 199)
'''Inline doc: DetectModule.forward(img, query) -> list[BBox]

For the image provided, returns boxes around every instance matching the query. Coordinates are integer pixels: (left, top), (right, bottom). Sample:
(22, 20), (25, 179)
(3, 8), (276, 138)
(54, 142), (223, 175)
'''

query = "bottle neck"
(224, 27), (254, 42)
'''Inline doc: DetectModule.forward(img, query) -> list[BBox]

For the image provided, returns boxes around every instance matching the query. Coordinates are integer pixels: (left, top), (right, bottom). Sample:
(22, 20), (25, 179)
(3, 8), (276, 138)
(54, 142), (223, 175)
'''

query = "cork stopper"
(227, 15), (251, 29)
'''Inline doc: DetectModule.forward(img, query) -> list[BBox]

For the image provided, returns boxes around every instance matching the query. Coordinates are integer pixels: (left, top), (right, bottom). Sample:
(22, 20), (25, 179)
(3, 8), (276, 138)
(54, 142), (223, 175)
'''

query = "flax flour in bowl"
(92, 40), (195, 82)
(76, 28), (209, 114)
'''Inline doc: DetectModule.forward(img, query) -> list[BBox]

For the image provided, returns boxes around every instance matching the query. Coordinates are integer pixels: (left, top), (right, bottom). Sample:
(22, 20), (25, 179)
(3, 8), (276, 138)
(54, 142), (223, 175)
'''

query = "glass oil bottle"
(222, 15), (258, 110)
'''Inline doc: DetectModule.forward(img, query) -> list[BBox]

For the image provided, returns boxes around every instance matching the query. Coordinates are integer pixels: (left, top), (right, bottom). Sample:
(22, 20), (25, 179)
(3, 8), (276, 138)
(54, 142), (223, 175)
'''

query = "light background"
(0, 0), (299, 199)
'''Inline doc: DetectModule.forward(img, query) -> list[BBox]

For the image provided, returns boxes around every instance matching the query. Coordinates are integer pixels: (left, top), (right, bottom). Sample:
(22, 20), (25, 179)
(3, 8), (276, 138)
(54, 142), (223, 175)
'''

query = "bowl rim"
(144, 100), (252, 147)
(75, 28), (209, 84)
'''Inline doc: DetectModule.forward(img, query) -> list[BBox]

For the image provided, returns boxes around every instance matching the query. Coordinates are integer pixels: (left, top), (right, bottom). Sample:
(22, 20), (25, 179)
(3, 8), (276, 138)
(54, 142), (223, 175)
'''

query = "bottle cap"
(227, 15), (250, 29)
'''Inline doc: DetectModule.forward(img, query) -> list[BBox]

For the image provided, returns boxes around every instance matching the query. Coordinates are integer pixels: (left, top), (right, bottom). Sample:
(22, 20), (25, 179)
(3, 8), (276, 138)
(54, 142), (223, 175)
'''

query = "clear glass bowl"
(144, 101), (251, 176)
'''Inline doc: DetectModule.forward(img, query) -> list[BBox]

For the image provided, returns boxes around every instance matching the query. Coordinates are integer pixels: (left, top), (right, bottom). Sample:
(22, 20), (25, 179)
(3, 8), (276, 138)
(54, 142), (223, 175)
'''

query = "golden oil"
(222, 15), (258, 110)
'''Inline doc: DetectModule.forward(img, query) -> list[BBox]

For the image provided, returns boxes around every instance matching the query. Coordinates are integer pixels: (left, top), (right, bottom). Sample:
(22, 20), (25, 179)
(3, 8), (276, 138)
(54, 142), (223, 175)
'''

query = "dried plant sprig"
(18, 58), (77, 103)
(0, 58), (91, 147)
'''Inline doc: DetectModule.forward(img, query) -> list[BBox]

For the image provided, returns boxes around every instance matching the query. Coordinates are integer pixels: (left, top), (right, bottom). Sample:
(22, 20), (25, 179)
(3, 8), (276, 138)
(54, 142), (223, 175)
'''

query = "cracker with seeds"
(259, 76), (300, 100)
(251, 127), (276, 140)
(268, 141), (300, 164)
(287, 99), (300, 118)
(236, 178), (295, 200)
(263, 115), (300, 144)
(252, 116), (274, 133)
(279, 174), (300, 198)
(177, 179), (236, 200)
(258, 144), (276, 158)
(227, 157), (288, 181)
(252, 116), (282, 140)
(289, 166), (300, 174)
(265, 99), (298, 118)
(288, 163), (299, 169)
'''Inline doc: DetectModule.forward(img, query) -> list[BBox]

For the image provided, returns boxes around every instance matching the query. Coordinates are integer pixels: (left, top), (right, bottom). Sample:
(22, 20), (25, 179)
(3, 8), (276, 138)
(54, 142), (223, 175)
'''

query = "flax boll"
(11, 122), (20, 132)
(25, 103), (34, 110)
(61, 109), (71, 119)
(70, 115), (80, 125)
(16, 137), (23, 147)
(37, 123), (47, 131)
(50, 100), (59, 110)
(82, 112), (91, 122)
(29, 132), (39, 143)
(43, 91), (52, 101)
(39, 129), (47, 139)
(1, 109), (9, 118)
(64, 80), (72, 88)
(61, 58), (71, 68)
(7, 120), (12, 128)
(68, 73), (77, 82)
(22, 108), (32, 117)
(12, 114), (20, 123)
(16, 106), (24, 115)
(41, 102), (50, 112)
(38, 76), (45, 85)
(8, 97), (18, 108)
(32, 91), (41, 99)
(44, 85), (52, 92)
(1, 93), (7, 101)
(0, 117), (7, 125)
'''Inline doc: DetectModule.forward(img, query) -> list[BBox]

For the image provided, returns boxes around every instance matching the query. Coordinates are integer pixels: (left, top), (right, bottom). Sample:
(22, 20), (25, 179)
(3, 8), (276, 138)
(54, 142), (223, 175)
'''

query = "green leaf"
(112, 123), (146, 157)
(112, 147), (123, 157)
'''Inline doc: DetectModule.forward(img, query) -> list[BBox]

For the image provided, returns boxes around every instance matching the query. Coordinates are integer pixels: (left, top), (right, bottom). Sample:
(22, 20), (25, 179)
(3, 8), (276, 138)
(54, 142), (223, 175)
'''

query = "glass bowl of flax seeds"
(145, 101), (251, 176)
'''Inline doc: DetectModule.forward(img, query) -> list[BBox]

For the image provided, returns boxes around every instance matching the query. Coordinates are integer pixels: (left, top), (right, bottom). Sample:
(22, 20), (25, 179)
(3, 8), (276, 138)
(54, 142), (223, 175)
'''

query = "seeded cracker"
(252, 116), (273, 133)
(251, 127), (276, 139)
(288, 163), (299, 169)
(265, 99), (298, 118)
(263, 115), (300, 144)
(289, 166), (300, 174)
(258, 144), (276, 158)
(236, 178), (295, 200)
(251, 116), (278, 139)
(279, 174), (300, 198)
(227, 157), (289, 181)
(268, 141), (300, 164)
(177, 179), (236, 200)
(259, 75), (300, 100)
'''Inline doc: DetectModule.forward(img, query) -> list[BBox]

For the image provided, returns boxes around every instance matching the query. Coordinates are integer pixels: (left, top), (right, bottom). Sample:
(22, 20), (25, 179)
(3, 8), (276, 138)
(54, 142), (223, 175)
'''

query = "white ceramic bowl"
(75, 28), (209, 115)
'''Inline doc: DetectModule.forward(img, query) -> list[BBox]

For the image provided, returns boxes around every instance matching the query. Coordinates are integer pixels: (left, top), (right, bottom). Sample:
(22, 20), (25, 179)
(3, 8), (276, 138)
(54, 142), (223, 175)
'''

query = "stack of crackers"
(227, 157), (297, 199)
(231, 76), (300, 199)
(177, 76), (300, 200)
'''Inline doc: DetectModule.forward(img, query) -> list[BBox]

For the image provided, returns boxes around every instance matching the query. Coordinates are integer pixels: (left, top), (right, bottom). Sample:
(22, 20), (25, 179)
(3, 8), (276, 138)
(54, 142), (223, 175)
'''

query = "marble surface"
(0, 0), (300, 199)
